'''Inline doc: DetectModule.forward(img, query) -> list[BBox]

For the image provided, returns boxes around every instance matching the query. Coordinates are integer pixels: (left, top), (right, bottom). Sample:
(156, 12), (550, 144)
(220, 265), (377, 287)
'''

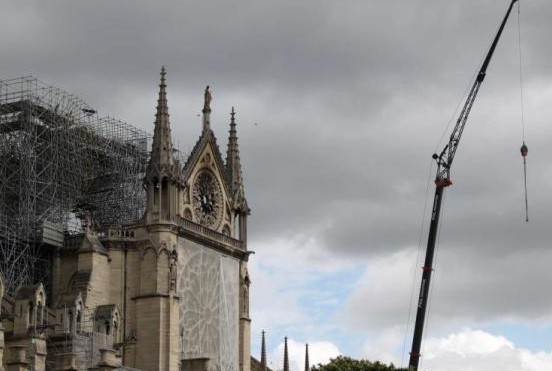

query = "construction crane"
(408, 1), (519, 369)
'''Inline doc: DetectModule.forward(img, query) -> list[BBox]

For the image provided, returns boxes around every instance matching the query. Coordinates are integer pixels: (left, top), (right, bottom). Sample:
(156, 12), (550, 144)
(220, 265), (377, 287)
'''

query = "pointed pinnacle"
(231, 106), (236, 122)
(146, 67), (175, 180)
(283, 337), (289, 371)
(261, 330), (267, 370)
(305, 343), (310, 371)
(156, 67), (169, 119)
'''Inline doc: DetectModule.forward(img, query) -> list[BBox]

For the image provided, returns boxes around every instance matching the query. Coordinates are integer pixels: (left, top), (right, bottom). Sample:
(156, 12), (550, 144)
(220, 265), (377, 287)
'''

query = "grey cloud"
(3, 0), (552, 344)
(342, 246), (552, 334)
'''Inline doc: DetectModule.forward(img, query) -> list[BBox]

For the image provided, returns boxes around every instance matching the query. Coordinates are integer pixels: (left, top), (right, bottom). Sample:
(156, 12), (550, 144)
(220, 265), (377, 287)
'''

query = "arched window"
(38, 292), (45, 325)
(76, 310), (82, 333)
(153, 178), (159, 205)
(243, 287), (249, 316)
(113, 321), (119, 343)
(37, 302), (44, 326)
(161, 178), (169, 212)
(28, 301), (34, 327)
(69, 310), (74, 332)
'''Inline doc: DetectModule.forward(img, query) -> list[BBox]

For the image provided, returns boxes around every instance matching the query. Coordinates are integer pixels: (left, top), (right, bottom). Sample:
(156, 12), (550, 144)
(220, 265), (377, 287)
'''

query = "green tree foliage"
(311, 356), (409, 371)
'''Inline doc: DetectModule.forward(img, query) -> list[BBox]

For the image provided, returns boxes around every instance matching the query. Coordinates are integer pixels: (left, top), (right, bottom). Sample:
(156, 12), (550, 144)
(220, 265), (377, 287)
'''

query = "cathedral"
(0, 68), (252, 371)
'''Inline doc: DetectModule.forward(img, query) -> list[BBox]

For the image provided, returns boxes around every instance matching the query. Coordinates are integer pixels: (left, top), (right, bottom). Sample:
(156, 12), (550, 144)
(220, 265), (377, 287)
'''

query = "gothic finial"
(305, 343), (310, 371)
(261, 330), (267, 370)
(160, 66), (166, 84)
(203, 85), (212, 111)
(226, 105), (247, 214)
(157, 66), (168, 114)
(283, 337), (290, 371)
(146, 67), (177, 181)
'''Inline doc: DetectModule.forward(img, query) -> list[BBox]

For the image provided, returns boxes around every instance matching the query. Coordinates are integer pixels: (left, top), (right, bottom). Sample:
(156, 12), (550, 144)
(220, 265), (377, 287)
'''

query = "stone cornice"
(99, 216), (248, 259)
(175, 216), (247, 260)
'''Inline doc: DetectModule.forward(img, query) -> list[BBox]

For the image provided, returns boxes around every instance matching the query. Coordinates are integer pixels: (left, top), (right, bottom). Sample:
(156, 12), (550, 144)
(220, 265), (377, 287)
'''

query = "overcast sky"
(3, 0), (552, 370)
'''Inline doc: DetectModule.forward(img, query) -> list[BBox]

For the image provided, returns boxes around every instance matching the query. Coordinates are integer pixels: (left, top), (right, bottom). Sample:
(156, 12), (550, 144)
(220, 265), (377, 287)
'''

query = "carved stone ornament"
(184, 208), (193, 220)
(169, 249), (178, 292)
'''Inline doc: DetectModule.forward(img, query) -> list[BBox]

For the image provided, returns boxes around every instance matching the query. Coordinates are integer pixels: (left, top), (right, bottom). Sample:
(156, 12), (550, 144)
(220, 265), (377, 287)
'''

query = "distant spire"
(305, 343), (310, 371)
(146, 66), (177, 179)
(283, 337), (289, 371)
(226, 107), (248, 213)
(202, 85), (212, 131)
(261, 330), (267, 370)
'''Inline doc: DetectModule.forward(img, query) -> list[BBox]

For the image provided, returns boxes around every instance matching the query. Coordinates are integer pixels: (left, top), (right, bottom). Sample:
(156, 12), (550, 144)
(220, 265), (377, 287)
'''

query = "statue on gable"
(203, 86), (212, 111)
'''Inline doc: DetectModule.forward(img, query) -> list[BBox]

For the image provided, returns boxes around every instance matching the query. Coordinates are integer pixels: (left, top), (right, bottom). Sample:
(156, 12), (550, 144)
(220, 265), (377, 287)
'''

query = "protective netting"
(178, 237), (239, 371)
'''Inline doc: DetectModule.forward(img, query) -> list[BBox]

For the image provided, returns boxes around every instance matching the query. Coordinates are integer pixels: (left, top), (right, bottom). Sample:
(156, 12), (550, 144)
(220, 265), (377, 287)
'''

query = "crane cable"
(517, 1), (529, 222)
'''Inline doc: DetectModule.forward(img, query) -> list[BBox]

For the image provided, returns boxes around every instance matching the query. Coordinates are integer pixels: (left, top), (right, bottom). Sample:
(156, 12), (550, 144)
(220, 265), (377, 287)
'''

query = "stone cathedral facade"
(0, 68), (252, 371)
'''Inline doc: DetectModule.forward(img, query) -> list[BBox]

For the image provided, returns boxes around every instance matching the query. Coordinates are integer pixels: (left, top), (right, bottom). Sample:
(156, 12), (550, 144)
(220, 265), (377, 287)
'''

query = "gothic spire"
(146, 66), (178, 180)
(226, 107), (248, 213)
(283, 337), (289, 371)
(261, 330), (267, 370)
(305, 343), (310, 371)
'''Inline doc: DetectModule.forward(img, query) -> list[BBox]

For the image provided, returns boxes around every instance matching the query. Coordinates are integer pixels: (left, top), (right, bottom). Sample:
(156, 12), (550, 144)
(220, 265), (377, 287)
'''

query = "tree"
(311, 356), (409, 371)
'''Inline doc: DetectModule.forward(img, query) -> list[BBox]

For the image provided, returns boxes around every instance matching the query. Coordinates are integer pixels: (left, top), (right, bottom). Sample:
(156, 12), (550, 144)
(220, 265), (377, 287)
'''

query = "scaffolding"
(0, 76), (150, 297)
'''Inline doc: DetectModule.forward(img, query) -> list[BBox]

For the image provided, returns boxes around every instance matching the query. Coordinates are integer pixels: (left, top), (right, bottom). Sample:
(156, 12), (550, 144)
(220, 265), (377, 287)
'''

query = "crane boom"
(408, 1), (518, 370)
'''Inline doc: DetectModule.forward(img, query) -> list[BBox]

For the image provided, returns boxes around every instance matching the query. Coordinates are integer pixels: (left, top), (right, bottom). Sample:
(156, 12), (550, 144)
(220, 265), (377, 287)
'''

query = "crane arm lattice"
(435, 0), (518, 185)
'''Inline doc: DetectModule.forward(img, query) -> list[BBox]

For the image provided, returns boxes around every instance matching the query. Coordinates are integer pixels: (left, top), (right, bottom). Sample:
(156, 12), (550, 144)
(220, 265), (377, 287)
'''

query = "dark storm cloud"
(3, 0), (552, 329)
(6, 0), (543, 103)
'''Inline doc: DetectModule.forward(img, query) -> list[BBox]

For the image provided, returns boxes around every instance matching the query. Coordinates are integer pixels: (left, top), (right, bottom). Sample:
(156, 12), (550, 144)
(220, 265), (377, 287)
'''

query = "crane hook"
(521, 142), (529, 222)
(521, 142), (528, 157)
